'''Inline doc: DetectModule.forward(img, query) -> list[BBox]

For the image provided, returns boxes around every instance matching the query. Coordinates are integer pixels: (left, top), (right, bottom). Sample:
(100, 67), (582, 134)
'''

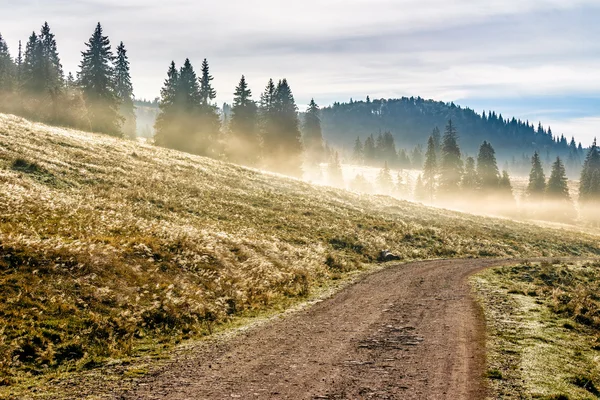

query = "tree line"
(320, 97), (586, 177)
(407, 121), (600, 223)
(0, 23), (328, 177)
(0, 23), (135, 137)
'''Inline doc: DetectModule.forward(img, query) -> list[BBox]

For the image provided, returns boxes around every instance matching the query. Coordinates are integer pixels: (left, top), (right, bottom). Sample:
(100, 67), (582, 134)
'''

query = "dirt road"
(120, 259), (509, 400)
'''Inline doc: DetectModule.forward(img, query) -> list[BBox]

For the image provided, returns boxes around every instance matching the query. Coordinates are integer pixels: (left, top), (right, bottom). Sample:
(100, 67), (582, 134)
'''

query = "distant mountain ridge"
(319, 97), (583, 163)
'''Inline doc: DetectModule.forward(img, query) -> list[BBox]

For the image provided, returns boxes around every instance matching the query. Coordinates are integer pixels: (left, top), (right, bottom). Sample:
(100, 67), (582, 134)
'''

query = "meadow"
(1, 113), (599, 392)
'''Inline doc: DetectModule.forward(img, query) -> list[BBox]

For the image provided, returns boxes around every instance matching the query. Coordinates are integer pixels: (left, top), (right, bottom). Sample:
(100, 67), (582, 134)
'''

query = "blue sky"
(0, 0), (598, 145)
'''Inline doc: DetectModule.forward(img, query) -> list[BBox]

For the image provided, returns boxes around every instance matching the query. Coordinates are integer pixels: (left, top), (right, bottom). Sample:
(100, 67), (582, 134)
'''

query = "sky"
(0, 0), (599, 145)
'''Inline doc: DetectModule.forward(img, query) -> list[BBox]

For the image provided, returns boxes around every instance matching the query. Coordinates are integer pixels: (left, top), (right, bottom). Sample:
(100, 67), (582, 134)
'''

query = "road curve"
(120, 259), (512, 400)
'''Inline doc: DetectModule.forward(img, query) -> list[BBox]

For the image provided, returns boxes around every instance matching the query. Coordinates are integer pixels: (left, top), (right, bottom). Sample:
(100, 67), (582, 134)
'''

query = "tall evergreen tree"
(39, 22), (63, 92)
(363, 134), (376, 163)
(526, 152), (546, 200)
(195, 59), (220, 156)
(199, 58), (216, 105)
(327, 151), (344, 187)
(352, 136), (364, 163)
(476, 141), (500, 191)
(422, 135), (437, 201)
(303, 99), (325, 165)
(78, 23), (121, 135)
(414, 174), (427, 201)
(498, 170), (516, 208)
(377, 161), (393, 194)
(154, 61), (180, 148)
(0, 33), (14, 93)
(546, 157), (570, 200)
(410, 144), (424, 169)
(22, 32), (43, 93)
(259, 78), (277, 159)
(114, 42), (136, 138)
(432, 126), (442, 156)
(579, 138), (600, 205)
(546, 157), (576, 221)
(229, 75), (259, 165)
(438, 120), (463, 197)
(461, 156), (478, 191)
(266, 78), (302, 177)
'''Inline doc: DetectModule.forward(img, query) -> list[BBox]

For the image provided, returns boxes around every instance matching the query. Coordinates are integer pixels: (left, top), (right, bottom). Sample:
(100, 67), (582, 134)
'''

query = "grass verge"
(472, 260), (600, 399)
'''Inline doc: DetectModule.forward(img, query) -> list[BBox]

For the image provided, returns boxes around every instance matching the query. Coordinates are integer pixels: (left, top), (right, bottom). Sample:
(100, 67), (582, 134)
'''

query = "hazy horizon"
(1, 0), (599, 145)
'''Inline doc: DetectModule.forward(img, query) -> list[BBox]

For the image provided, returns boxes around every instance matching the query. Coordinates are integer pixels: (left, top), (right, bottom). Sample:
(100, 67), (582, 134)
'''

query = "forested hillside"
(320, 97), (585, 168)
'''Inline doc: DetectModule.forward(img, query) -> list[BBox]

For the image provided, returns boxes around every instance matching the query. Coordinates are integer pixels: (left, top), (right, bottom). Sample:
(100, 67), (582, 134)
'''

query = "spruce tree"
(154, 61), (180, 148)
(546, 157), (570, 200)
(377, 161), (393, 194)
(259, 78), (277, 158)
(498, 170), (516, 208)
(476, 141), (500, 191)
(195, 59), (220, 156)
(229, 74), (259, 165)
(579, 138), (600, 205)
(438, 120), (463, 197)
(432, 126), (441, 156)
(410, 144), (424, 169)
(199, 58), (216, 105)
(327, 151), (344, 187)
(268, 78), (302, 177)
(114, 42), (136, 138)
(303, 99), (325, 165)
(0, 33), (14, 93)
(547, 157), (576, 221)
(363, 134), (376, 164)
(39, 22), (63, 92)
(414, 174), (426, 201)
(352, 136), (364, 164)
(78, 23), (122, 135)
(423, 135), (437, 201)
(526, 152), (546, 200)
(461, 156), (478, 191)
(22, 32), (44, 93)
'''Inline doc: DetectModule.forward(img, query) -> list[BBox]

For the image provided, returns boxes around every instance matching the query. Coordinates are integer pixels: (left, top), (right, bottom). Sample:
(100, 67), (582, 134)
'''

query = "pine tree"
(546, 157), (576, 221)
(546, 157), (570, 200)
(0, 33), (14, 93)
(579, 138), (600, 205)
(39, 22), (63, 92)
(414, 174), (427, 201)
(15, 40), (22, 88)
(114, 42), (136, 139)
(432, 126), (441, 156)
(377, 161), (393, 194)
(410, 144), (424, 169)
(327, 151), (344, 187)
(363, 134), (376, 164)
(229, 75), (259, 165)
(22, 31), (43, 93)
(199, 58), (216, 105)
(259, 78), (277, 159)
(78, 23), (122, 135)
(461, 156), (478, 191)
(438, 120), (463, 197)
(154, 61), (180, 148)
(476, 141), (500, 191)
(352, 136), (364, 164)
(526, 152), (546, 200)
(303, 99), (325, 165)
(267, 78), (302, 177)
(194, 59), (220, 156)
(422, 135), (437, 201)
(498, 170), (516, 208)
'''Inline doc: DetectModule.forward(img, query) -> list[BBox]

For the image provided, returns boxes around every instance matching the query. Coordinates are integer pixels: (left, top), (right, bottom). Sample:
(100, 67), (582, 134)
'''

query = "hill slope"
(320, 97), (583, 163)
(0, 113), (598, 390)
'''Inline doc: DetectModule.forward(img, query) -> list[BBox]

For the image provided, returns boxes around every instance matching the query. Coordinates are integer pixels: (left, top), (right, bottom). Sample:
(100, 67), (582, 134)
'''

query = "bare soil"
(115, 259), (511, 400)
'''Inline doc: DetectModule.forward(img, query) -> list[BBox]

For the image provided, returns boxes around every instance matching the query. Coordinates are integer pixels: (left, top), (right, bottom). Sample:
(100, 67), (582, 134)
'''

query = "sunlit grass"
(1, 113), (599, 394)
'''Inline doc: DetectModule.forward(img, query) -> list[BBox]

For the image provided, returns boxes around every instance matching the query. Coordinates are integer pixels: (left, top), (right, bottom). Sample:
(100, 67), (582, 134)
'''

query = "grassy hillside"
(0, 113), (599, 390)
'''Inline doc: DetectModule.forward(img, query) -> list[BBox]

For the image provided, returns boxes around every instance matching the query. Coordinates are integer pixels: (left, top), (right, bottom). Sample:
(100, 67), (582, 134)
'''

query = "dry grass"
(473, 261), (600, 399)
(0, 113), (599, 394)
